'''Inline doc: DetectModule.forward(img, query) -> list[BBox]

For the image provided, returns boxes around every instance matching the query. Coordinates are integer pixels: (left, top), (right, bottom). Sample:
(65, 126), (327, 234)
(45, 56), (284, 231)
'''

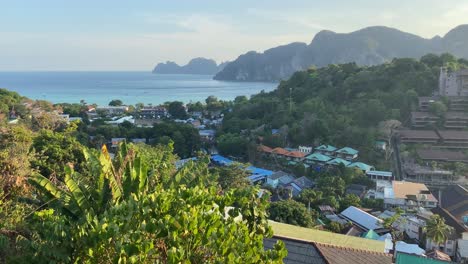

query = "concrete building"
(95, 106), (129, 116)
(403, 164), (454, 186)
(383, 181), (438, 209)
(298, 146), (313, 154)
(439, 68), (468, 97)
(366, 171), (393, 181)
(397, 129), (440, 144)
(417, 148), (468, 163)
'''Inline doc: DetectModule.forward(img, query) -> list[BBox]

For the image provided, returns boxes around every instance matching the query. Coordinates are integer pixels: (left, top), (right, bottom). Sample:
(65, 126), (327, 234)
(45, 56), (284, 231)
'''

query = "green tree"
(297, 189), (322, 211)
(382, 208), (403, 263)
(212, 163), (250, 190)
(28, 143), (286, 263)
(30, 129), (85, 180)
(167, 101), (188, 119)
(326, 222), (344, 233)
(217, 133), (249, 157)
(425, 214), (454, 249)
(269, 200), (314, 227)
(339, 194), (361, 211)
(108, 99), (123, 106)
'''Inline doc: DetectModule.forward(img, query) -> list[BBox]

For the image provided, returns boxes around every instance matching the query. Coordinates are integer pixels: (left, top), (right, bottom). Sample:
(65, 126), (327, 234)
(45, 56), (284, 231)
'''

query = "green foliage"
(425, 214), (454, 246)
(108, 99), (123, 106)
(296, 189), (323, 210)
(217, 133), (249, 157)
(212, 163), (250, 190)
(221, 54), (468, 160)
(26, 142), (286, 263)
(269, 199), (315, 227)
(339, 194), (361, 211)
(326, 222), (345, 233)
(361, 198), (384, 210)
(167, 101), (188, 119)
(30, 129), (86, 180)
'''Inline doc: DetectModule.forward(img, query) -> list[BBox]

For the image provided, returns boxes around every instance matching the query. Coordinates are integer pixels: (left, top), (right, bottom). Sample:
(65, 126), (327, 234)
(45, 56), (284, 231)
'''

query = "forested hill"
(214, 25), (468, 82)
(152, 57), (228, 75)
(220, 54), (468, 162)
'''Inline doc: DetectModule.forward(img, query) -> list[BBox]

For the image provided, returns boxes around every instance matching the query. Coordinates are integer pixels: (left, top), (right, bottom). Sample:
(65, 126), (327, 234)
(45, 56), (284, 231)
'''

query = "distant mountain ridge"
(214, 25), (468, 82)
(152, 58), (228, 75)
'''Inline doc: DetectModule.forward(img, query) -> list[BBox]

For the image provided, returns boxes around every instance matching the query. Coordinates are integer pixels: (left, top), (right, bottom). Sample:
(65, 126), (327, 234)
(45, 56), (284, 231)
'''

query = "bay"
(0, 72), (277, 106)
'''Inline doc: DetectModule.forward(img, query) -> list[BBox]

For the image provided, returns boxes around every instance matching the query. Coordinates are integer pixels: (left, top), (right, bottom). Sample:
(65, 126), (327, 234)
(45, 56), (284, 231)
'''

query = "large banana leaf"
(64, 166), (91, 214)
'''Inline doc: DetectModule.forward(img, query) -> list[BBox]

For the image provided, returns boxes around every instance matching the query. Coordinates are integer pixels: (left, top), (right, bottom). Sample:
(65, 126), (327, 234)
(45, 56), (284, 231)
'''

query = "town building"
(397, 129), (440, 144)
(199, 129), (216, 141)
(347, 162), (374, 173)
(403, 164), (454, 186)
(439, 67), (468, 96)
(366, 170), (393, 181)
(417, 148), (468, 163)
(438, 185), (468, 228)
(287, 176), (314, 197)
(298, 146), (313, 154)
(335, 147), (359, 160)
(304, 152), (332, 165)
(383, 181), (438, 209)
(339, 206), (384, 231)
(138, 106), (168, 119)
(266, 171), (295, 189)
(314, 145), (337, 156)
(266, 220), (389, 263)
(95, 106), (129, 116)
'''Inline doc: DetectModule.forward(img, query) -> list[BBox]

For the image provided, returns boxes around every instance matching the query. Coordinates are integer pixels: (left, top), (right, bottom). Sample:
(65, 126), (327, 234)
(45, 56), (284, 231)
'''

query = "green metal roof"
(270, 220), (386, 252)
(316, 145), (337, 152)
(396, 253), (453, 264)
(347, 162), (374, 171)
(361, 229), (380, 240)
(326, 158), (351, 166)
(305, 152), (332, 162)
(336, 147), (359, 155)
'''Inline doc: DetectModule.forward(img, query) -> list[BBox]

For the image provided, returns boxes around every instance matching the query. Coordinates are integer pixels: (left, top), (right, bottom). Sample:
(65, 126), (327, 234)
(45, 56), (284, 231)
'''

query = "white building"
(298, 146), (313, 154)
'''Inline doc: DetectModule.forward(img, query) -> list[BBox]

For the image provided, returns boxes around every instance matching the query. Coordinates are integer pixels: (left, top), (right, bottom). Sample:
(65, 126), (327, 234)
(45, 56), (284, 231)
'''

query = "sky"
(0, 0), (467, 71)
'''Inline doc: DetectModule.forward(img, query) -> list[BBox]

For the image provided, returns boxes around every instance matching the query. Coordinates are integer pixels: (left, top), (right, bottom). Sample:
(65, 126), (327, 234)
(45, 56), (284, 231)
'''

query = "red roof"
(258, 145), (273, 153)
(272, 147), (289, 155)
(285, 151), (306, 158)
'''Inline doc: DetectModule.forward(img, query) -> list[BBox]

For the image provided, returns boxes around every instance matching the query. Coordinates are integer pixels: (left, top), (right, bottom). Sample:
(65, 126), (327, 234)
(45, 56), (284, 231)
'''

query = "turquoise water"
(0, 72), (277, 106)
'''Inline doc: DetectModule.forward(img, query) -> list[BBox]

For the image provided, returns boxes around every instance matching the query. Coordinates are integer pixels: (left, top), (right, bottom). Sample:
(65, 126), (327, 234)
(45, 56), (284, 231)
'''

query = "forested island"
(214, 25), (468, 81)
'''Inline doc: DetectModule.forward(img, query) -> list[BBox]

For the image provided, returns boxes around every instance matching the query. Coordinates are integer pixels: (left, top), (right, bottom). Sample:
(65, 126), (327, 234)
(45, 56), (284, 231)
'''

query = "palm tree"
(425, 214), (454, 250)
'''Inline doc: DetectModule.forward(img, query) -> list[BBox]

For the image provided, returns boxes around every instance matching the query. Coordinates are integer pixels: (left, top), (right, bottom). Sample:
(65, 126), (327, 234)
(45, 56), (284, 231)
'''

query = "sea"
(0, 72), (277, 106)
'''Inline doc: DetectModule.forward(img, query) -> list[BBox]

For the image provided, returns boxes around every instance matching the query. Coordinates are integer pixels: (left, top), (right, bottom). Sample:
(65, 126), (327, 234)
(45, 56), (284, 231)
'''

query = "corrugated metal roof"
(340, 206), (383, 230)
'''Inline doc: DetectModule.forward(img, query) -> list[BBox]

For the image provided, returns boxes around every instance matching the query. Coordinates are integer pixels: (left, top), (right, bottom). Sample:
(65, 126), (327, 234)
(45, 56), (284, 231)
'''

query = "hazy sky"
(1, 0), (467, 71)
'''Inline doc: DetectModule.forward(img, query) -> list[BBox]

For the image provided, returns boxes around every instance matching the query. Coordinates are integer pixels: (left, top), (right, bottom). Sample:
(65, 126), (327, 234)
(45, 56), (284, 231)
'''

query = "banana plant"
(28, 142), (149, 219)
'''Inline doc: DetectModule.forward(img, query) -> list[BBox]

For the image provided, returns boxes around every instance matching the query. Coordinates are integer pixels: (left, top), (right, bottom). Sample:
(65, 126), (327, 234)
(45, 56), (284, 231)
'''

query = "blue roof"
(326, 158), (351, 166)
(247, 166), (273, 182)
(271, 129), (280, 135)
(336, 147), (359, 155)
(347, 162), (374, 172)
(247, 166), (274, 176)
(316, 145), (337, 152)
(306, 152), (332, 162)
(366, 170), (392, 177)
(211, 155), (233, 166)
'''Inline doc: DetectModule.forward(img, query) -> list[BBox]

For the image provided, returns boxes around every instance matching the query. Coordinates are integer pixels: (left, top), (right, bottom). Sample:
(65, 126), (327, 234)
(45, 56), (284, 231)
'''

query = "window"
(447, 240), (452, 245)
